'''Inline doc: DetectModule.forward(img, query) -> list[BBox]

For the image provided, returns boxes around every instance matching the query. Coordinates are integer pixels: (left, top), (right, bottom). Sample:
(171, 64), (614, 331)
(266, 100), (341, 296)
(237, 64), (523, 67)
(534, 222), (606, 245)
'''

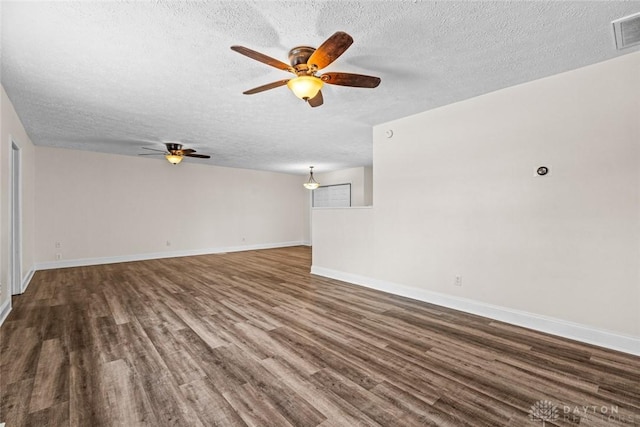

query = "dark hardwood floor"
(1, 246), (638, 426)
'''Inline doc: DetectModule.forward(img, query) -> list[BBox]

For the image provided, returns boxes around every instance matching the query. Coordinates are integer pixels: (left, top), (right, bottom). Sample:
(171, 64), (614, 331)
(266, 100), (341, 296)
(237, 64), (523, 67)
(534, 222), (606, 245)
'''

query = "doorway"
(11, 140), (22, 295)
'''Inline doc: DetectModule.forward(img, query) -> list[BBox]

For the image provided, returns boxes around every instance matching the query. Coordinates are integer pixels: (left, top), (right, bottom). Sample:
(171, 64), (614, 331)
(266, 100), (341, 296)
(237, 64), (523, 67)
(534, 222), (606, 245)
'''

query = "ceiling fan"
(139, 142), (211, 165)
(231, 31), (381, 107)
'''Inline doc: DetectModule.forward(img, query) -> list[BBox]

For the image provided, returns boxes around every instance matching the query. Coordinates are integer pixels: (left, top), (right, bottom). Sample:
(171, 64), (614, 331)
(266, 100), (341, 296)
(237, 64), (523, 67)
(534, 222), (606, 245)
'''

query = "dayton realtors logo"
(529, 400), (559, 425)
(529, 400), (637, 424)
(562, 404), (635, 423)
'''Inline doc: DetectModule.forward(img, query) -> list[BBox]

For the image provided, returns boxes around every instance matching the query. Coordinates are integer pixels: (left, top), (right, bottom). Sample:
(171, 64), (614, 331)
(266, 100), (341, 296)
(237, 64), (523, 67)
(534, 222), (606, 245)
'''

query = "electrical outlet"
(56, 253), (62, 260)
(166, 240), (171, 247)
(454, 276), (462, 287)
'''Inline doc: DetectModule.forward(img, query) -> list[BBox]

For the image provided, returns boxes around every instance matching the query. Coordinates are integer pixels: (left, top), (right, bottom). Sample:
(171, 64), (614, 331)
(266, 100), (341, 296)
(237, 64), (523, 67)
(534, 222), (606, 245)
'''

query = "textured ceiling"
(2, 1), (639, 174)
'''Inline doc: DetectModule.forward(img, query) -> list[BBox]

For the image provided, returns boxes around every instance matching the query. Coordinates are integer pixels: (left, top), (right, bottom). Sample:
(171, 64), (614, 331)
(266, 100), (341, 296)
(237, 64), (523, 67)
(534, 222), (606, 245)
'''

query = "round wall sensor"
(537, 166), (549, 176)
(385, 130), (393, 138)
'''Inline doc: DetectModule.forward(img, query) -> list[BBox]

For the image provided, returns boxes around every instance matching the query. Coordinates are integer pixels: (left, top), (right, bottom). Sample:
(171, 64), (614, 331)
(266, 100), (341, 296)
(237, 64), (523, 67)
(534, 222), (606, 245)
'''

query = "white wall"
(35, 147), (308, 266)
(1, 85), (37, 320)
(302, 188), (311, 245)
(312, 52), (640, 353)
(313, 207), (373, 273)
(363, 166), (373, 206)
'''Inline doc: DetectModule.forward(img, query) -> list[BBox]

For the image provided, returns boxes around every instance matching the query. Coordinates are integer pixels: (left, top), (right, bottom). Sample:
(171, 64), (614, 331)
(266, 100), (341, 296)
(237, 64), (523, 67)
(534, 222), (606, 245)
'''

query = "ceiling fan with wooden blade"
(139, 142), (211, 165)
(231, 31), (381, 107)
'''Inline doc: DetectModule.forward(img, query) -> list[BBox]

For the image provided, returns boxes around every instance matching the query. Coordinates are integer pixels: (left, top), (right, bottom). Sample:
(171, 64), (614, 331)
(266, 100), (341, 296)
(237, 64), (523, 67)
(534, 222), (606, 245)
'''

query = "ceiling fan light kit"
(231, 31), (381, 108)
(287, 76), (324, 100)
(165, 154), (183, 165)
(303, 166), (320, 190)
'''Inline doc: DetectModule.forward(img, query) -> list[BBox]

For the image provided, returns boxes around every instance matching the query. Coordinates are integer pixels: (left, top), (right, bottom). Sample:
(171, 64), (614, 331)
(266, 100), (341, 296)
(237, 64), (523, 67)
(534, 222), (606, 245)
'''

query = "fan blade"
(185, 153), (211, 159)
(180, 149), (195, 155)
(243, 79), (290, 95)
(231, 46), (292, 72)
(307, 32), (353, 70)
(308, 91), (323, 108)
(321, 72), (381, 88)
(141, 146), (168, 153)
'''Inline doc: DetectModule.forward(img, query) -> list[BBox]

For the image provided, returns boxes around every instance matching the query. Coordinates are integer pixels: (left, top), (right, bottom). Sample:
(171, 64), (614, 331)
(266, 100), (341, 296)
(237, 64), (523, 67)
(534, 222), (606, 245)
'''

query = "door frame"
(11, 138), (23, 295)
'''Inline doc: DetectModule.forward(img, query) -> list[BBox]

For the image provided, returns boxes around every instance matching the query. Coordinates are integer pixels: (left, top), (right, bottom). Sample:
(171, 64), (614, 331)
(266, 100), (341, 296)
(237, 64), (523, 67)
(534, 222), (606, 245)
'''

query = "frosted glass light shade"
(165, 154), (183, 164)
(287, 76), (323, 100)
(303, 182), (320, 190)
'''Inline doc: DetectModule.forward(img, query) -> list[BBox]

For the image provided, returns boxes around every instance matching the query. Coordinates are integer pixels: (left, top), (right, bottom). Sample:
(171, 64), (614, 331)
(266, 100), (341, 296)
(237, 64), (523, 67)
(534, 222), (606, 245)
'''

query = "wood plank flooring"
(1, 246), (639, 426)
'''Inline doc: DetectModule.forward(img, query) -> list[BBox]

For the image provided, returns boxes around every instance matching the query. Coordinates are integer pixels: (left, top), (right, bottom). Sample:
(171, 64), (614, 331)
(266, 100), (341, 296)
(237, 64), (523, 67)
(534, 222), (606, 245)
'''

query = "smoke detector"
(612, 12), (640, 50)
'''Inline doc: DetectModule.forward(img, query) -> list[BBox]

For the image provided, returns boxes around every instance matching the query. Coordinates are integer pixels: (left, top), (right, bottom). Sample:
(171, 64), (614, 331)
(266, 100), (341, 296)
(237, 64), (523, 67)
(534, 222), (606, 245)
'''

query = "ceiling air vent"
(612, 12), (640, 50)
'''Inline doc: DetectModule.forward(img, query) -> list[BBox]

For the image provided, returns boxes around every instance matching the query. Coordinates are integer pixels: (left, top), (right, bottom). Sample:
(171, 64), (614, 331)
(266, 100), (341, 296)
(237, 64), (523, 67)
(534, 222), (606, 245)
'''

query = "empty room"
(1, 1), (639, 426)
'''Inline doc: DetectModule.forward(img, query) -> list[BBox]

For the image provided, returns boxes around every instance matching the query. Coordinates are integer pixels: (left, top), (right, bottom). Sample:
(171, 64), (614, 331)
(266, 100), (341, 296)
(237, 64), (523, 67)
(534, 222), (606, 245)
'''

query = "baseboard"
(21, 268), (35, 293)
(311, 266), (640, 356)
(35, 241), (307, 270)
(0, 298), (11, 326)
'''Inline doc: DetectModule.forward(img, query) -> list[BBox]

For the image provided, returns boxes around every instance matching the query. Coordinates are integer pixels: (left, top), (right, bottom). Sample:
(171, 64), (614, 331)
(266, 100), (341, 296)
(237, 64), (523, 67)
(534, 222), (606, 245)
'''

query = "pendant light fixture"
(303, 166), (320, 190)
